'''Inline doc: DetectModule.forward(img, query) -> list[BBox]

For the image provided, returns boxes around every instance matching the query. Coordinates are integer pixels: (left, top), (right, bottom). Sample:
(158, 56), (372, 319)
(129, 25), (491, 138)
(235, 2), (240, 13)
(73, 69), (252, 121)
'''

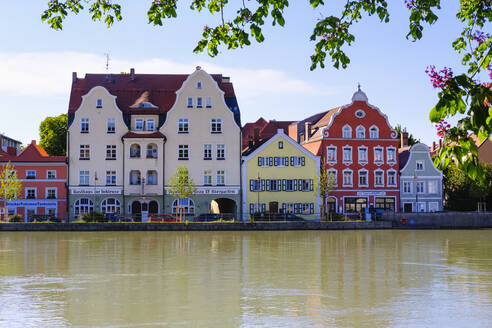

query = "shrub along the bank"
(82, 212), (106, 223)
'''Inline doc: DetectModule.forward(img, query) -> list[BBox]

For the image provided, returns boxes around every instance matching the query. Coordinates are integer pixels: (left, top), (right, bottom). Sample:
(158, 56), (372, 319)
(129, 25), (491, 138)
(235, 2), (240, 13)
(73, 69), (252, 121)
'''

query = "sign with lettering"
(356, 191), (387, 196)
(165, 187), (240, 195)
(6, 201), (58, 207)
(70, 187), (123, 195)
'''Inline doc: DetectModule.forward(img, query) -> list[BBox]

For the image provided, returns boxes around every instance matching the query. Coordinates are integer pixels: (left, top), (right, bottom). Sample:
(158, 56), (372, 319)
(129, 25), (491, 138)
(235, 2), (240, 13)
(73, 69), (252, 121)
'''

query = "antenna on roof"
(104, 53), (110, 81)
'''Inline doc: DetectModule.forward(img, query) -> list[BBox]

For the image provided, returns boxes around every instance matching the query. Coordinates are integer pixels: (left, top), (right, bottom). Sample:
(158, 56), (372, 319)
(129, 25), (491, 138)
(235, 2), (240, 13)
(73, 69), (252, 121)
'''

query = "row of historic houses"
(0, 66), (443, 222)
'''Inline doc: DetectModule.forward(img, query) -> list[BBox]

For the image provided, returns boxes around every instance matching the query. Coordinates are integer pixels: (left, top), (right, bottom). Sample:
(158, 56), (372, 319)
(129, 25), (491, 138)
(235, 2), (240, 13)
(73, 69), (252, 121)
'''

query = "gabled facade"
(241, 129), (320, 221)
(296, 88), (399, 216)
(399, 143), (443, 212)
(160, 68), (241, 219)
(0, 140), (67, 221)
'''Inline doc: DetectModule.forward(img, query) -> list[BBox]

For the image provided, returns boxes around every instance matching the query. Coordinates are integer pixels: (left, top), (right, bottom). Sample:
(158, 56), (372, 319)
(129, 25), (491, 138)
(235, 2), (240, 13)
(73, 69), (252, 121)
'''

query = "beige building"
(160, 67), (242, 219)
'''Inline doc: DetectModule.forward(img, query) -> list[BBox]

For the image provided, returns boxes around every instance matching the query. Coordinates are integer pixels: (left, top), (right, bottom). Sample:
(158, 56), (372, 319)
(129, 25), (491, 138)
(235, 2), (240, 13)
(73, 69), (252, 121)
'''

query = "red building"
(290, 88), (399, 215)
(0, 141), (67, 221)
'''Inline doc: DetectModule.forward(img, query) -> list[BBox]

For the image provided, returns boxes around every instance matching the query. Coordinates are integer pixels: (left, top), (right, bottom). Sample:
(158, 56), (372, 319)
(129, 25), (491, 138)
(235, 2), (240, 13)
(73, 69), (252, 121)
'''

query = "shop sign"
(6, 200), (58, 207)
(356, 191), (387, 196)
(165, 187), (240, 195)
(70, 186), (123, 195)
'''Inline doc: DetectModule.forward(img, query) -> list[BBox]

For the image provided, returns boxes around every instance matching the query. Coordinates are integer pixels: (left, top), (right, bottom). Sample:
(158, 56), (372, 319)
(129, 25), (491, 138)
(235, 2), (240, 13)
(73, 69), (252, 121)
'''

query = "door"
(404, 203), (413, 213)
(269, 201), (278, 214)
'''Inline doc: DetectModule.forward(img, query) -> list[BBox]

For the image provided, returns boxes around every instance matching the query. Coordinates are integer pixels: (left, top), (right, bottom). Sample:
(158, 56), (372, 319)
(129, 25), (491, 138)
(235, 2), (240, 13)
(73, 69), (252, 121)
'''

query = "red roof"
(122, 131), (166, 139)
(0, 141), (66, 163)
(68, 73), (236, 115)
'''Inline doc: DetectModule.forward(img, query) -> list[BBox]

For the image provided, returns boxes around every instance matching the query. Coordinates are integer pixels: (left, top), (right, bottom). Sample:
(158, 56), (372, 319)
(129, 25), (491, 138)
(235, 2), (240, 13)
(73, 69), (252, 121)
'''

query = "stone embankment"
(382, 212), (492, 229)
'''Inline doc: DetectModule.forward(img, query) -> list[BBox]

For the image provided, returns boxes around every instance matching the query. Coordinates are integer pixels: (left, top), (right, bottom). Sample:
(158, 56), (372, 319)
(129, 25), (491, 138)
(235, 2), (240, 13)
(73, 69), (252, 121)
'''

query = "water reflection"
(0, 231), (491, 327)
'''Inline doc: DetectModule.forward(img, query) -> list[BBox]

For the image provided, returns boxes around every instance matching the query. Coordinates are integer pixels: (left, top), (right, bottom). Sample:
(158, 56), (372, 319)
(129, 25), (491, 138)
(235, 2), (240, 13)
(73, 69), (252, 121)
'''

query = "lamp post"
(93, 171), (98, 214)
(413, 170), (418, 213)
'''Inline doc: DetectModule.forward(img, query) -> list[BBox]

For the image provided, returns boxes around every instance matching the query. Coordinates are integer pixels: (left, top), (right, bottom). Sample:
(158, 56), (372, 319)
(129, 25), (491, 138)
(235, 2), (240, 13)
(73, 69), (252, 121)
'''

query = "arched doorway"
(131, 201), (142, 220)
(149, 201), (158, 214)
(210, 198), (237, 219)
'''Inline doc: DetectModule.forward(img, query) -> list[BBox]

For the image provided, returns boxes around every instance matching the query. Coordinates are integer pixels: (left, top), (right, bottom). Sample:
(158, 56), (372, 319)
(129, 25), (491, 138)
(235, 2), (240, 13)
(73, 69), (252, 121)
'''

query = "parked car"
(193, 213), (235, 222)
(105, 213), (133, 222)
(149, 213), (179, 223)
(270, 213), (309, 222)
(29, 214), (62, 223)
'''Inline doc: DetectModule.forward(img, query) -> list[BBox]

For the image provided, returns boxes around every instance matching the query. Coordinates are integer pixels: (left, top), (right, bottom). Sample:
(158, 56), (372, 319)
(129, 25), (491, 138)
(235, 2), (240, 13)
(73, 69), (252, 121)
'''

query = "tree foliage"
(0, 162), (22, 202)
(41, 1), (492, 179)
(316, 158), (337, 220)
(168, 165), (197, 220)
(394, 124), (419, 148)
(39, 113), (67, 156)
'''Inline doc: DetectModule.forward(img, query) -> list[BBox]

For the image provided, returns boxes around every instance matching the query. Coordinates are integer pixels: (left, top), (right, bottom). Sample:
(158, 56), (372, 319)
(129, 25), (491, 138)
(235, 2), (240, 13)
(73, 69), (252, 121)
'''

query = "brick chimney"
(288, 123), (298, 142)
(253, 128), (260, 145)
(305, 122), (312, 140)
(400, 129), (409, 147)
(72, 72), (77, 84)
(248, 136), (254, 149)
(6, 147), (16, 156)
(130, 68), (135, 81)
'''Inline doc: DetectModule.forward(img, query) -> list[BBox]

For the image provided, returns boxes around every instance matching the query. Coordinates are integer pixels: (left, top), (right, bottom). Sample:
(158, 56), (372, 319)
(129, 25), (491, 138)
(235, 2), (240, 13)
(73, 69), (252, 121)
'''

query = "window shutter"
(261, 204), (266, 213)
(249, 180), (253, 191)
(310, 203), (314, 214)
(258, 157), (263, 166)
(268, 157), (273, 166)
(294, 203), (298, 214)
(266, 179), (271, 191)
(282, 179), (286, 191)
(282, 203), (286, 213)
(290, 157), (294, 166)
(261, 179), (265, 191)
(293, 179), (297, 191)
(277, 179), (281, 192)
(301, 157), (305, 166)
(309, 179), (313, 191)
(250, 204), (254, 214)
(297, 179), (302, 191)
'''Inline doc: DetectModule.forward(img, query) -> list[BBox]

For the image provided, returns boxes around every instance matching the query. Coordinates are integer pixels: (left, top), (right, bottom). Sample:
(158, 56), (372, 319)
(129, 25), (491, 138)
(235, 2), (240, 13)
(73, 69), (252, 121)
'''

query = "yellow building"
(241, 129), (320, 221)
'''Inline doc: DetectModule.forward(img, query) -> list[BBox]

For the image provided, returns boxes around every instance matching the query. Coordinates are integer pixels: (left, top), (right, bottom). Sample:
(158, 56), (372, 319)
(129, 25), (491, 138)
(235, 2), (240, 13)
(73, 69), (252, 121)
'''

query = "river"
(0, 230), (491, 327)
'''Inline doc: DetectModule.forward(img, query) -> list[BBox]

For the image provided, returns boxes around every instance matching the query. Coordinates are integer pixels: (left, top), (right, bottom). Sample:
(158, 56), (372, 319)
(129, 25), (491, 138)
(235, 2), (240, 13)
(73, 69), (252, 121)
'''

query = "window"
(375, 170), (384, 186)
(416, 181), (424, 193)
(249, 179), (260, 192)
(359, 170), (368, 186)
(356, 126), (365, 138)
(203, 144), (212, 160)
(290, 156), (305, 167)
(178, 145), (189, 160)
(326, 146), (337, 162)
(26, 188), (36, 199)
(358, 147), (368, 163)
(387, 171), (397, 186)
(106, 145), (117, 160)
(79, 170), (90, 186)
(147, 170), (157, 185)
(250, 203), (266, 214)
(217, 144), (225, 160)
(403, 181), (412, 193)
(355, 110), (365, 118)
(130, 144), (141, 158)
(146, 143), (158, 158)
(369, 126), (379, 139)
(197, 81), (202, 89)
(278, 141), (283, 149)
(178, 118), (189, 133)
(211, 118), (222, 133)
(416, 160), (424, 171)
(206, 96), (212, 108)
(284, 179), (294, 191)
(187, 97), (193, 108)
(96, 99), (102, 108)
(387, 148), (396, 163)
(429, 202), (438, 212)
(375, 197), (396, 212)
(146, 119), (155, 131)
(428, 180), (437, 194)
(129, 170), (141, 185)
(344, 197), (368, 213)
(172, 198), (195, 215)
(26, 170), (36, 179)
(267, 179), (282, 191)
(47, 170), (56, 179)
(327, 169), (337, 187)
(197, 97), (203, 108)
(74, 198), (94, 216)
(342, 125), (352, 138)
(204, 170), (212, 185)
(343, 170), (353, 186)
(46, 188), (57, 199)
(374, 147), (383, 163)
(135, 119), (144, 131)
(217, 170), (225, 186)
(81, 118), (89, 133)
(106, 170), (116, 186)
(79, 145), (90, 160)
(101, 198), (121, 214)
(107, 118), (115, 133)
(343, 146), (352, 163)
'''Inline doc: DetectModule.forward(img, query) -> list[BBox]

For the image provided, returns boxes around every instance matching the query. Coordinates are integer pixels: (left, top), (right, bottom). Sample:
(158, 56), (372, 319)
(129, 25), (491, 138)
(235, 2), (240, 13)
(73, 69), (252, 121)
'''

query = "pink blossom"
(426, 65), (453, 89)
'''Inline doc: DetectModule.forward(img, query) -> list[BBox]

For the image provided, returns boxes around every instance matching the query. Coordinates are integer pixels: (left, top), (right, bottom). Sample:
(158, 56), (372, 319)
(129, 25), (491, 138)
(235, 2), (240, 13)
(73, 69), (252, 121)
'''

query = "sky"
(0, 1), (468, 147)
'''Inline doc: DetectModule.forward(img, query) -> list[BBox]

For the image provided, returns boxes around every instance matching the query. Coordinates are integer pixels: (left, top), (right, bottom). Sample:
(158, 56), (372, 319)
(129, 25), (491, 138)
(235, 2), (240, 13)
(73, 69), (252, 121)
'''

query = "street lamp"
(413, 170), (419, 213)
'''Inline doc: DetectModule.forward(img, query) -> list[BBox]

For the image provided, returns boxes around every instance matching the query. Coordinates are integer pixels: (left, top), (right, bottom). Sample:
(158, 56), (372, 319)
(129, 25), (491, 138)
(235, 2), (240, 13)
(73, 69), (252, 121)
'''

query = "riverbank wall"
(0, 221), (391, 231)
(381, 212), (492, 228)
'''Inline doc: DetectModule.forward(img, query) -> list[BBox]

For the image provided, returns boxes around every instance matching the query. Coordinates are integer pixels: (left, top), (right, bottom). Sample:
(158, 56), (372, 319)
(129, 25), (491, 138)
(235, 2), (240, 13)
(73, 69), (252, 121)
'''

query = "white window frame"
(130, 144), (141, 158)
(178, 145), (189, 160)
(79, 145), (90, 160)
(146, 170), (158, 185)
(358, 146), (368, 164)
(146, 119), (155, 131)
(386, 146), (397, 164)
(204, 170), (212, 186)
(374, 146), (384, 164)
(135, 119), (144, 131)
(387, 169), (397, 186)
(358, 169), (368, 187)
(96, 98), (103, 108)
(206, 96), (212, 108)
(25, 188), (37, 199)
(187, 97), (193, 108)
(416, 160), (424, 171)
(416, 181), (425, 193)
(356, 125), (365, 139)
(216, 170), (225, 186)
(46, 187), (57, 200)
(26, 170), (36, 179)
(107, 118), (116, 133)
(369, 125), (379, 139)
(129, 170), (141, 185)
(46, 170), (56, 179)
(106, 145), (117, 160)
(178, 118), (189, 133)
(327, 169), (338, 187)
(429, 202), (439, 212)
(342, 145), (352, 164)
(80, 118), (89, 133)
(203, 144), (212, 160)
(342, 169), (353, 187)
(79, 170), (90, 186)
(197, 97), (203, 108)
(326, 145), (337, 163)
(216, 144), (225, 160)
(106, 170), (117, 186)
(342, 124), (352, 138)
(101, 198), (121, 214)
(210, 118), (222, 133)
(374, 169), (384, 187)
(197, 81), (202, 89)
(428, 180), (438, 194)
(403, 181), (412, 193)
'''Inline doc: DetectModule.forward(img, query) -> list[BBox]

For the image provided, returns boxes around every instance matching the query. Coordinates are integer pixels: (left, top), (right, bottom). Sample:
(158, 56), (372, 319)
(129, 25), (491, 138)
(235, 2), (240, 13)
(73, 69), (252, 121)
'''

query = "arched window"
(369, 126), (379, 139)
(130, 170), (141, 185)
(74, 198), (94, 216)
(147, 170), (158, 185)
(146, 143), (158, 158)
(130, 144), (141, 158)
(101, 198), (121, 214)
(172, 198), (195, 215)
(356, 125), (365, 138)
(342, 125), (352, 138)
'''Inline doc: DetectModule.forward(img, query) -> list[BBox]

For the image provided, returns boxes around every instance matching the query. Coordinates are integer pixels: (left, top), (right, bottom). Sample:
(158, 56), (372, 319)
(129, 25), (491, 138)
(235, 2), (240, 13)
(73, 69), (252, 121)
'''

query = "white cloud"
(0, 51), (335, 99)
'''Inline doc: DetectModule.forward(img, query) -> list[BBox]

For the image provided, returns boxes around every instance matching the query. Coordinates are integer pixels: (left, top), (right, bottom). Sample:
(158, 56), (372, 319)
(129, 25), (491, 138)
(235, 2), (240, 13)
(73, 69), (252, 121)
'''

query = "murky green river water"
(0, 230), (491, 328)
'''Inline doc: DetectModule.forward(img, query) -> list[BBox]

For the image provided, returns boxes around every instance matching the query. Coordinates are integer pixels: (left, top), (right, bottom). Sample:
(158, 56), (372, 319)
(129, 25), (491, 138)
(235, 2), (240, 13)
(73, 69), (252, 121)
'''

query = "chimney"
(288, 123), (298, 142)
(196, 66), (202, 71)
(72, 72), (77, 83)
(400, 129), (409, 148)
(130, 68), (135, 81)
(432, 141), (436, 152)
(439, 138), (442, 149)
(305, 122), (312, 140)
(253, 128), (260, 145)
(248, 137), (254, 149)
(31, 140), (36, 145)
(7, 146), (16, 156)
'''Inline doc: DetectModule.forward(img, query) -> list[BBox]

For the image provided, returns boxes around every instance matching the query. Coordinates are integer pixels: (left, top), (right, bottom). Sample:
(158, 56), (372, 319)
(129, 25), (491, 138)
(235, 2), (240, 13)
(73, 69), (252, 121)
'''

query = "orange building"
(0, 141), (67, 221)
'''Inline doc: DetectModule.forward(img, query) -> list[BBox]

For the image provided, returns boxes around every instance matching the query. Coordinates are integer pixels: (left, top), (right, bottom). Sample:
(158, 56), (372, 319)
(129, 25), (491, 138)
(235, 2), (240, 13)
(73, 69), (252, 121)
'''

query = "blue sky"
(0, 1), (466, 146)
